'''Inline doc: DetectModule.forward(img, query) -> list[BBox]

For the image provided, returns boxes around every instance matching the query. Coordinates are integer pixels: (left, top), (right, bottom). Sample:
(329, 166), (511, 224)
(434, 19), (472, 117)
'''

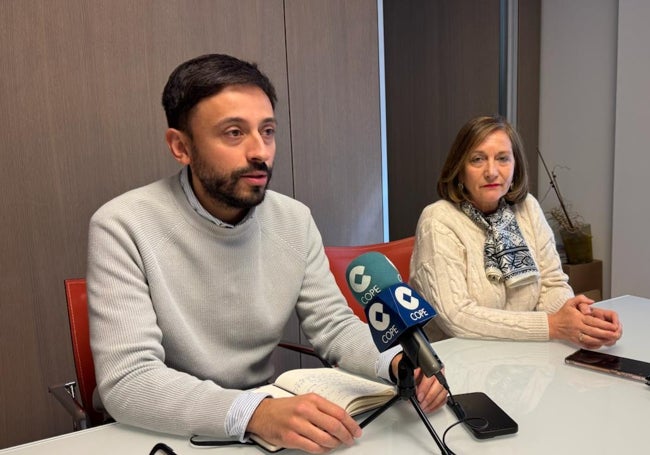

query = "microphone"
(346, 252), (449, 390)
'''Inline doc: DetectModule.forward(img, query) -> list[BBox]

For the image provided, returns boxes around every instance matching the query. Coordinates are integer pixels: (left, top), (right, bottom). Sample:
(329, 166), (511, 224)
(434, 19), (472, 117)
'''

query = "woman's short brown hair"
(437, 115), (529, 204)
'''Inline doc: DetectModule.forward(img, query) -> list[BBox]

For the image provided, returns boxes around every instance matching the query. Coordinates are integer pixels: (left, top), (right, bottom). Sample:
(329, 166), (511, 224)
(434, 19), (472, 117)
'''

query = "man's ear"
(165, 128), (192, 165)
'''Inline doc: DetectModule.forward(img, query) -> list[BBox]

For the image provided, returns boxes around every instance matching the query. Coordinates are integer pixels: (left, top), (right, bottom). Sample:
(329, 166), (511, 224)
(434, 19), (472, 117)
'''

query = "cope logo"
(348, 265), (391, 332)
(394, 285), (419, 310)
(348, 265), (371, 293)
(348, 265), (382, 305)
(367, 302), (390, 331)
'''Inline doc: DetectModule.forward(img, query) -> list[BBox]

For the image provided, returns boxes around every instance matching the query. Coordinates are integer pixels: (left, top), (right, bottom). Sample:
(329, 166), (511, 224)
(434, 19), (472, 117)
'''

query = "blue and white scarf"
(460, 199), (539, 288)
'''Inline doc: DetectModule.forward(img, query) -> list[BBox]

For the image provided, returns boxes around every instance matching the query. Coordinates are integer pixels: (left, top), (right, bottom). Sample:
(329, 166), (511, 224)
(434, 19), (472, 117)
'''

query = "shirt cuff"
(224, 391), (270, 442)
(376, 345), (403, 383)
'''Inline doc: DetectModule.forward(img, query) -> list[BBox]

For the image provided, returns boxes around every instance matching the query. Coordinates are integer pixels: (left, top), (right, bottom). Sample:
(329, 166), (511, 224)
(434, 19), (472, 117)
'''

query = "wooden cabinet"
(563, 260), (604, 302)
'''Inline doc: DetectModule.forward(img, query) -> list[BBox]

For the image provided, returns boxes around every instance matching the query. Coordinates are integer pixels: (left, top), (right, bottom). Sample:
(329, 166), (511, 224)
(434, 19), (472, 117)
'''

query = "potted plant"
(538, 149), (593, 264)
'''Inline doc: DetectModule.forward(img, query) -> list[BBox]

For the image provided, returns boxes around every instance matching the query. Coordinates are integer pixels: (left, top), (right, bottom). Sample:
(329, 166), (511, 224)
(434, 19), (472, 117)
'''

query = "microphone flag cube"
(364, 283), (436, 352)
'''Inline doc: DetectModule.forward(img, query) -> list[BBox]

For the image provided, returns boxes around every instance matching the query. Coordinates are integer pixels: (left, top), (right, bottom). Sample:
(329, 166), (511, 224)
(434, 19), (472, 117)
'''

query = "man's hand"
(247, 394), (362, 454)
(390, 353), (448, 413)
(413, 367), (449, 412)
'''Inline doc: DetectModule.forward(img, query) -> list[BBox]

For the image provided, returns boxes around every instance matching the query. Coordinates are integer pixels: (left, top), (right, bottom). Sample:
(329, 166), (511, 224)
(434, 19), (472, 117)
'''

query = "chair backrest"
(324, 236), (415, 322)
(64, 278), (104, 426)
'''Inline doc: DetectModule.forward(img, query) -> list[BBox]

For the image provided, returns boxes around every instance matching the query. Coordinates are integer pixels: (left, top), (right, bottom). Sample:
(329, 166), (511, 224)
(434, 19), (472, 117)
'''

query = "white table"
(3, 296), (648, 454)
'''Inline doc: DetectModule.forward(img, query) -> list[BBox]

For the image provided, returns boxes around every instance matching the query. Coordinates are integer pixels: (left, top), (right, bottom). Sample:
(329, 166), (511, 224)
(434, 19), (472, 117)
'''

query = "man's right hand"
(247, 394), (362, 453)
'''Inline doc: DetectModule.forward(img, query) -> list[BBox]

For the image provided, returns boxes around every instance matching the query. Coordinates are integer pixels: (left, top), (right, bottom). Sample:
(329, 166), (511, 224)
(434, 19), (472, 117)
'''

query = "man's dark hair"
(162, 53), (277, 133)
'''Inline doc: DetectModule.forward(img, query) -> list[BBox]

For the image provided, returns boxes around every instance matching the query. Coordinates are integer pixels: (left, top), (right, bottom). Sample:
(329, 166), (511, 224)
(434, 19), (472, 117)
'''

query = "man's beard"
(190, 149), (273, 210)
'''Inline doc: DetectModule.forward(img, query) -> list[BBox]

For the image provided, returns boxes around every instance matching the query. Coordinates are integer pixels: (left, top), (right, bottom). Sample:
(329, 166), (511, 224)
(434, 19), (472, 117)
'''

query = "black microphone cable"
(439, 390), (489, 455)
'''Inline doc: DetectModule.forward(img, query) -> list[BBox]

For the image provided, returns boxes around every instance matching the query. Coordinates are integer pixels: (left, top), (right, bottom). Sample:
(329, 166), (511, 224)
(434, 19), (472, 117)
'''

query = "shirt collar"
(179, 166), (253, 228)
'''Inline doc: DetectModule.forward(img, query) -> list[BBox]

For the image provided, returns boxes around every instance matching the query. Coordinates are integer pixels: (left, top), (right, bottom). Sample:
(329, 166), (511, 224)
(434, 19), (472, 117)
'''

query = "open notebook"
(251, 368), (397, 452)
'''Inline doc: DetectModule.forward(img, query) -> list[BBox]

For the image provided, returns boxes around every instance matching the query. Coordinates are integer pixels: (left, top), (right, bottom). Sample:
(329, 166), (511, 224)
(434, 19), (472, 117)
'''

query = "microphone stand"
(359, 356), (450, 455)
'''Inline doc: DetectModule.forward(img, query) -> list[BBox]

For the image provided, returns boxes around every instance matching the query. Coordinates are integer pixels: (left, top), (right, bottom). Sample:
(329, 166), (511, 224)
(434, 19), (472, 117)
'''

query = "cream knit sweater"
(411, 195), (573, 341)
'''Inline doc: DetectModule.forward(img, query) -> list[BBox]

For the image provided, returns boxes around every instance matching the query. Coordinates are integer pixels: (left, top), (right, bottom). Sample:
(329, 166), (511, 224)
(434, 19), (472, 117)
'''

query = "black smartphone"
(565, 349), (650, 382)
(447, 392), (518, 439)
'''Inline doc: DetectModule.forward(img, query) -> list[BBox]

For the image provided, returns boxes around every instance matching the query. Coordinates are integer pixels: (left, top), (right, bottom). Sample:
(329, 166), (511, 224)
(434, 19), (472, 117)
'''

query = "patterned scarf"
(460, 199), (539, 288)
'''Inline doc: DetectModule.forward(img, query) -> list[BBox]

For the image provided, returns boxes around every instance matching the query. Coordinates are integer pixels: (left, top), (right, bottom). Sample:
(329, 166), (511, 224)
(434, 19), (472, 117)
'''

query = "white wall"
(611, 0), (650, 298)
(538, 0), (618, 299)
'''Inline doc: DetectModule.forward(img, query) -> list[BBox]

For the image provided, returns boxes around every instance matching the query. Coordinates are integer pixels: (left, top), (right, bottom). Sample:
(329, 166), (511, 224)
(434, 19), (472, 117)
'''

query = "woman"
(411, 116), (621, 348)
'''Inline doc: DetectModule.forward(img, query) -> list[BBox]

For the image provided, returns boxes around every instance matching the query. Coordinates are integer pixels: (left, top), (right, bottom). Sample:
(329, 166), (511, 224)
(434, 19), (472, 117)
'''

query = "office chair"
(49, 278), (105, 430)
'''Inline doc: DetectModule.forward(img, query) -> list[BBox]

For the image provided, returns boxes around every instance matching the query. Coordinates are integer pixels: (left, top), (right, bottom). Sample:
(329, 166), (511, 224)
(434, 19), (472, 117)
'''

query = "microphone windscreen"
(345, 252), (402, 307)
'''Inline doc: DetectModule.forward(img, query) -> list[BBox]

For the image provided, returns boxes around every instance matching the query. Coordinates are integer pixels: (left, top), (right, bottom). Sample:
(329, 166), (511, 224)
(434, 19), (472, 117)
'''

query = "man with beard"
(86, 54), (447, 453)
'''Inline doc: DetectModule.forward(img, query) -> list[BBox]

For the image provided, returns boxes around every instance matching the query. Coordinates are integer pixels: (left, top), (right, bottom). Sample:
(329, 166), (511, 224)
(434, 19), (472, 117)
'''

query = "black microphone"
(346, 252), (449, 391)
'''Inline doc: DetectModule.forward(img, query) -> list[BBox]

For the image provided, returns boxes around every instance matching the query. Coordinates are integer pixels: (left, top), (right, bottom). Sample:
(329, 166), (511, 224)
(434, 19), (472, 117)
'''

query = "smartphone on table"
(565, 348), (650, 383)
(447, 392), (518, 439)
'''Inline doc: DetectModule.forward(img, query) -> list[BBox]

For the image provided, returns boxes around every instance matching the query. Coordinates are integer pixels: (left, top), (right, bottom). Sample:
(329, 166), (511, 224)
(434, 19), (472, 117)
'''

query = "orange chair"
(49, 279), (105, 430)
(324, 236), (415, 322)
